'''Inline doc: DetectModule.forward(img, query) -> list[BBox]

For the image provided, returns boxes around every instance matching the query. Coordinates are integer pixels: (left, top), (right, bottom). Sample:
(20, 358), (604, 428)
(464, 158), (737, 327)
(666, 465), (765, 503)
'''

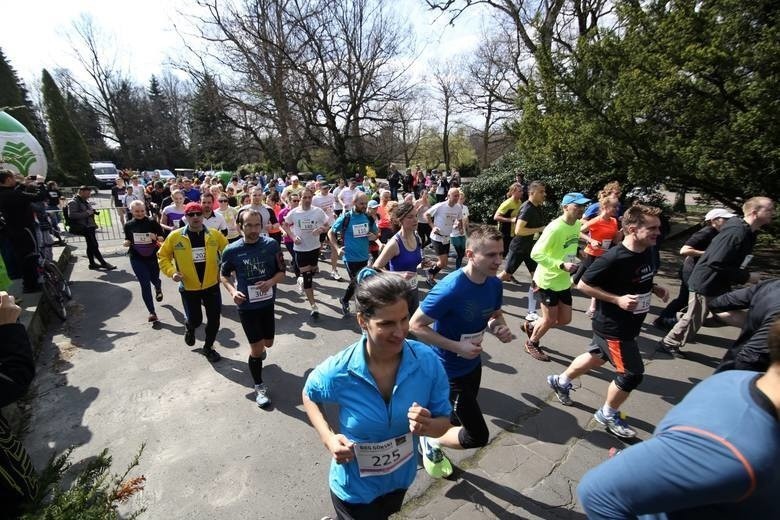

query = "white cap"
(705, 208), (736, 221)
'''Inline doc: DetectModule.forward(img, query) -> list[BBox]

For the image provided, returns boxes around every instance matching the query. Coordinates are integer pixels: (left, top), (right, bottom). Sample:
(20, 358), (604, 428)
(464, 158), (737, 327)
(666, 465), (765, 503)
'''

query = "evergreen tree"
(0, 48), (64, 181)
(189, 74), (238, 170)
(65, 90), (110, 160)
(41, 69), (93, 184)
(147, 75), (189, 168)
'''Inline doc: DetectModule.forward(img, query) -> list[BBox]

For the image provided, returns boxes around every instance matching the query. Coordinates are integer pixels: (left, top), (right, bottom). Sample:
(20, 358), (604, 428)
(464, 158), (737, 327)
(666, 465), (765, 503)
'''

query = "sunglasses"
(187, 212), (203, 217)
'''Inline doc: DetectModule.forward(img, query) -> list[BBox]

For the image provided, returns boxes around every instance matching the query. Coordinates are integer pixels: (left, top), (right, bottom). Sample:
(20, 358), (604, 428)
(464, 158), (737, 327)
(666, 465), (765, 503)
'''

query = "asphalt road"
(23, 236), (740, 519)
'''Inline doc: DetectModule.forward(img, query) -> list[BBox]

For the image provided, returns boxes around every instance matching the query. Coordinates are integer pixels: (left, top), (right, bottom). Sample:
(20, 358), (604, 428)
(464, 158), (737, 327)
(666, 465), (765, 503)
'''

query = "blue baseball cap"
(561, 192), (591, 206)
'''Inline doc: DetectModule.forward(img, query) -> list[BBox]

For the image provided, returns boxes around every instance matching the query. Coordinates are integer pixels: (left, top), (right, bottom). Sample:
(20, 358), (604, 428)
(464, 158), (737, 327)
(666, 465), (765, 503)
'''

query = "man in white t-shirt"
(312, 183), (341, 280)
(337, 177), (357, 212)
(282, 188), (330, 318)
(425, 188), (463, 287)
(238, 187), (273, 236)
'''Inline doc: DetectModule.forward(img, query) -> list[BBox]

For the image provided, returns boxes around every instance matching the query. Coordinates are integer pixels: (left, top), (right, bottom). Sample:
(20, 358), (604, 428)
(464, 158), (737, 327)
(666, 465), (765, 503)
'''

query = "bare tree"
(387, 89), (428, 167)
(68, 14), (134, 163)
(430, 61), (463, 172)
(459, 31), (519, 167)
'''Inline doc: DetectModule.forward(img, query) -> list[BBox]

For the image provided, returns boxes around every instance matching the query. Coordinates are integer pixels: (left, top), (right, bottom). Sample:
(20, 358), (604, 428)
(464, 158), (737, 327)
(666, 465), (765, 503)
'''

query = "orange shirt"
(584, 216), (618, 256)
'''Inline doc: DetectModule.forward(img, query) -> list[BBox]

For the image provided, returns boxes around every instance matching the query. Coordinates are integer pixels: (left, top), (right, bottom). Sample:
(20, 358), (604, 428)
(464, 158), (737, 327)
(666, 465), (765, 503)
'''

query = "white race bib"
(299, 219), (316, 231)
(460, 329), (485, 346)
(133, 232), (152, 245)
(354, 433), (413, 478)
(601, 239), (612, 250)
(247, 284), (273, 303)
(173, 219), (182, 228)
(633, 291), (652, 315)
(352, 223), (369, 238)
(192, 247), (206, 263)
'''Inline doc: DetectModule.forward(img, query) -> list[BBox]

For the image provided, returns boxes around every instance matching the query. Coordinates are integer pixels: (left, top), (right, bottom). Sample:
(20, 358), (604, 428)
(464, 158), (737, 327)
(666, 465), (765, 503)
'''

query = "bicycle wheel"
(42, 272), (67, 321)
(44, 261), (72, 300)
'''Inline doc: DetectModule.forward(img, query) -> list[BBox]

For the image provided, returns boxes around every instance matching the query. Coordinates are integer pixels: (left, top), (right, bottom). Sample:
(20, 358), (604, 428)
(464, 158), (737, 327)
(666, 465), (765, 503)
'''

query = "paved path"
(23, 238), (739, 519)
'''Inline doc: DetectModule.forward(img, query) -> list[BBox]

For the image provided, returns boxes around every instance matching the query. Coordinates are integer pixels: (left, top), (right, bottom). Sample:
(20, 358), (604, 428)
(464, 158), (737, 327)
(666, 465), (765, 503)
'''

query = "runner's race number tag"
(352, 223), (369, 238)
(354, 433), (413, 477)
(133, 232), (153, 244)
(601, 239), (612, 250)
(192, 247), (206, 263)
(633, 292), (652, 315)
(247, 284), (272, 302)
(460, 329), (485, 345)
(299, 218), (316, 231)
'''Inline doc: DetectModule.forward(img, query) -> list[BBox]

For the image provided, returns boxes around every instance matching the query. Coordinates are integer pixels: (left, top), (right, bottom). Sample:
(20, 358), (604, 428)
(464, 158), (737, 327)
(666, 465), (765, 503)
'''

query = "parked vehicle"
(91, 162), (118, 188)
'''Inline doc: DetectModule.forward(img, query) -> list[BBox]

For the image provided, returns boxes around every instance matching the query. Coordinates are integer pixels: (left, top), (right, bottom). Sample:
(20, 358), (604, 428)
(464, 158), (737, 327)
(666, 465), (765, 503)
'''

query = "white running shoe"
(255, 383), (271, 408)
(526, 311), (540, 322)
(331, 270), (342, 281)
(296, 276), (304, 294)
(310, 303), (320, 318)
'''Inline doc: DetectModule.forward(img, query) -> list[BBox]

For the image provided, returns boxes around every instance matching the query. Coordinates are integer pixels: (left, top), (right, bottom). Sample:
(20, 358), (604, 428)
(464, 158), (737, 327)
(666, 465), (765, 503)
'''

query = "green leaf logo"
(2, 141), (36, 176)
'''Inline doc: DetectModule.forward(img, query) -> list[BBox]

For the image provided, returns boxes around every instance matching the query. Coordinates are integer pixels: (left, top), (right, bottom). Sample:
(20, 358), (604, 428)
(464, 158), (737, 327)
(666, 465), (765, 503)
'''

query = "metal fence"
(56, 187), (126, 243)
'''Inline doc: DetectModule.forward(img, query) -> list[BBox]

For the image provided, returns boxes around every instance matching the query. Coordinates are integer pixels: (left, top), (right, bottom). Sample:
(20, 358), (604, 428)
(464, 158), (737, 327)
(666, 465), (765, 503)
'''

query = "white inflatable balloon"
(0, 111), (47, 179)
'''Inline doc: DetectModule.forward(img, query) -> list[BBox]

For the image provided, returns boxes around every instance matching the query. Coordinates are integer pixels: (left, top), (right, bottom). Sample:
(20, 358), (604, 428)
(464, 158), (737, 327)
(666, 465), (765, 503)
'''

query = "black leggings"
(330, 488), (406, 520)
(344, 260), (368, 302)
(417, 222), (431, 249)
(450, 364), (489, 449)
(180, 284), (222, 347)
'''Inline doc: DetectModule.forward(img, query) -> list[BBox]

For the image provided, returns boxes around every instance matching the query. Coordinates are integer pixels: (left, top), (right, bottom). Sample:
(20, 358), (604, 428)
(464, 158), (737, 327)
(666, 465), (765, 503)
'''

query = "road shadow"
(26, 328), (99, 466)
(64, 281), (136, 352)
(482, 351), (518, 375)
(443, 472), (588, 519)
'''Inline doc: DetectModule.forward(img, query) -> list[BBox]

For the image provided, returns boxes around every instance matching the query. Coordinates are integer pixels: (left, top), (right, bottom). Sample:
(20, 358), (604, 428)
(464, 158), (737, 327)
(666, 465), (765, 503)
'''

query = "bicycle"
(41, 258), (72, 320)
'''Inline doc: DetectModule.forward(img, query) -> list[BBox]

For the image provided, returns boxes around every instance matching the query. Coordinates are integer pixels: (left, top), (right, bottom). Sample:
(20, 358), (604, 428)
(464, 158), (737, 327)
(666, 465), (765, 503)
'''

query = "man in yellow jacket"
(159, 202), (229, 362)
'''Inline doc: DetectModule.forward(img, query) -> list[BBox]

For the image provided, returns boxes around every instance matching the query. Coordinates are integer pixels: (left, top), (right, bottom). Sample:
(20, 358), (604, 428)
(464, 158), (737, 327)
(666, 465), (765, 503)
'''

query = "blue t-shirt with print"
(331, 211), (377, 262)
(220, 236), (283, 310)
(420, 269), (503, 378)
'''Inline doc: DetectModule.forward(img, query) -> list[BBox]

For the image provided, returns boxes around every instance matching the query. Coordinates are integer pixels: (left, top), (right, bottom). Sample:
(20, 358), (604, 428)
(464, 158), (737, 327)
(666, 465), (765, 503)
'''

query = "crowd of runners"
(3, 165), (777, 519)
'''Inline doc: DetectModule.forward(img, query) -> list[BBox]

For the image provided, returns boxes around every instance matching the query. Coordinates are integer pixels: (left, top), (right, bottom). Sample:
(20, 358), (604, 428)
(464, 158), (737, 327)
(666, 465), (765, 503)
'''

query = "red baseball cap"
(184, 202), (203, 214)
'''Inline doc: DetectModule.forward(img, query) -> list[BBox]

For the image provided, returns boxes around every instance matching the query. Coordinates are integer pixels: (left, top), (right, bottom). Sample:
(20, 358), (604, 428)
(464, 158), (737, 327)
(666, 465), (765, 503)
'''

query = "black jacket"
(0, 323), (35, 407)
(688, 218), (755, 297)
(0, 183), (48, 232)
(67, 195), (97, 229)
(709, 279), (780, 357)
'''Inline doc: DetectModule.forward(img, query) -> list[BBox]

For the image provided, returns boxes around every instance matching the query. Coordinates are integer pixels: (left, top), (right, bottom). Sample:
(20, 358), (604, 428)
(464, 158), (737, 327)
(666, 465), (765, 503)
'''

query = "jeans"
(451, 235), (466, 269)
(130, 254), (161, 313)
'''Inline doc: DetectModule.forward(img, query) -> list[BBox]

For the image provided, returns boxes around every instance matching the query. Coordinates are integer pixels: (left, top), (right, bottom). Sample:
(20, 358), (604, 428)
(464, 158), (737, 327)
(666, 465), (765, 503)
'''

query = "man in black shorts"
(220, 209), (286, 407)
(547, 204), (669, 439)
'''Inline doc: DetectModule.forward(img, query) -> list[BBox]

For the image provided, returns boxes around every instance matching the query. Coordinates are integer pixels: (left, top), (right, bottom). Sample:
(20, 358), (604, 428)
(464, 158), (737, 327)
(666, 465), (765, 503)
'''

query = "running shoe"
(155, 288), (163, 302)
(310, 304), (320, 319)
(331, 271), (342, 281)
(148, 313), (158, 323)
(184, 326), (196, 346)
(525, 312), (540, 322)
(521, 320), (535, 339)
(425, 272), (436, 288)
(418, 436), (453, 479)
(255, 383), (271, 408)
(594, 409), (636, 439)
(524, 340), (550, 362)
(339, 297), (350, 316)
(657, 341), (685, 359)
(100, 263), (117, 270)
(203, 347), (221, 363)
(547, 375), (574, 405)
(296, 276), (304, 294)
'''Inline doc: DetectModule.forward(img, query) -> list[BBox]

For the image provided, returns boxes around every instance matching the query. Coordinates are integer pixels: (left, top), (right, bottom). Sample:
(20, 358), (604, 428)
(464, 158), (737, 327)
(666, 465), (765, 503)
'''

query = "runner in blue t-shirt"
(303, 272), (453, 519)
(220, 209), (286, 408)
(328, 192), (378, 316)
(410, 226), (512, 476)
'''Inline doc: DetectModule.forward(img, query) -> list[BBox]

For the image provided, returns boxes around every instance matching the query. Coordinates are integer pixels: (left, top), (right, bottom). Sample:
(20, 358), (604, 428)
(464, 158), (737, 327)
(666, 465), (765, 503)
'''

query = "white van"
(91, 161), (118, 188)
